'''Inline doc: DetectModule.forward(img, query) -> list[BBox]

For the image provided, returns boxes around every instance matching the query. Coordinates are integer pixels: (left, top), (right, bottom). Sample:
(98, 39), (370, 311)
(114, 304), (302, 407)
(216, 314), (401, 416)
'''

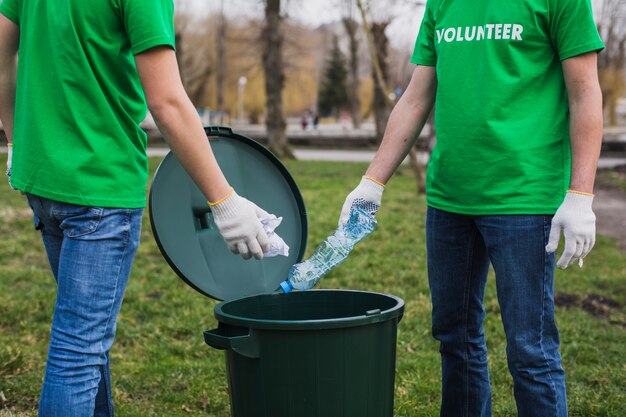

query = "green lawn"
(1, 159), (624, 416)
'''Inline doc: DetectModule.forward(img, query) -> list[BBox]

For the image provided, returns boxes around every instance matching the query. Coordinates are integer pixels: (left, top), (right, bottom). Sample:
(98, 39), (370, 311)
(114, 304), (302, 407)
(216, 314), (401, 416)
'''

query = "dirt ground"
(594, 166), (626, 252)
(553, 166), (626, 324)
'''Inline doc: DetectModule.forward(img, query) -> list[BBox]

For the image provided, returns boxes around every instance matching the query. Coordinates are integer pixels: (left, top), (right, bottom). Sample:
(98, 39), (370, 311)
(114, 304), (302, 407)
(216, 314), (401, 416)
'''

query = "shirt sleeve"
(119, 0), (176, 55)
(410, 0), (439, 67)
(550, 0), (604, 61)
(0, 0), (20, 25)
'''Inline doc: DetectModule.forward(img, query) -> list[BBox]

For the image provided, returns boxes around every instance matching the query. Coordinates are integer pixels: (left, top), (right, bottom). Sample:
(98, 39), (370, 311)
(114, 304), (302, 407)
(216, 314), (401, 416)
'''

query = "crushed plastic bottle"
(279, 203), (377, 293)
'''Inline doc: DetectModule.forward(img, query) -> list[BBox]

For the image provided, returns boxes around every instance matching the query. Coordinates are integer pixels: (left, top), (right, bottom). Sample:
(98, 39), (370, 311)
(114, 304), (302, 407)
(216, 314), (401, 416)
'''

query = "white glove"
(339, 176), (385, 227)
(546, 191), (596, 269)
(210, 189), (271, 260)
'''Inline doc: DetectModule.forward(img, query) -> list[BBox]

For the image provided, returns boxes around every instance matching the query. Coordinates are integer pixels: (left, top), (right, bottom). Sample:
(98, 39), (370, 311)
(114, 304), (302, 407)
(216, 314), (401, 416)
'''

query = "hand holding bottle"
(280, 202), (378, 293)
(339, 176), (384, 226)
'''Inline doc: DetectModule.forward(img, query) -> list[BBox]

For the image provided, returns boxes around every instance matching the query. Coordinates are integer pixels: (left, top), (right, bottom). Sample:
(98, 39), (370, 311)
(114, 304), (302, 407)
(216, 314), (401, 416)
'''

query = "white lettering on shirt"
(436, 23), (524, 44)
(464, 26), (477, 41)
(502, 24), (512, 39)
(437, 29), (444, 43)
(444, 28), (456, 42)
(477, 26), (485, 41)
(494, 24), (503, 39)
(485, 24), (494, 39)
(456, 27), (464, 41)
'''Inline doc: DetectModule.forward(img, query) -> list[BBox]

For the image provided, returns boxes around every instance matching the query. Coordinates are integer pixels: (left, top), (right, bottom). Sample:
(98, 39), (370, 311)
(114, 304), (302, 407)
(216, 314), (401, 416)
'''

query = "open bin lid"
(149, 127), (307, 301)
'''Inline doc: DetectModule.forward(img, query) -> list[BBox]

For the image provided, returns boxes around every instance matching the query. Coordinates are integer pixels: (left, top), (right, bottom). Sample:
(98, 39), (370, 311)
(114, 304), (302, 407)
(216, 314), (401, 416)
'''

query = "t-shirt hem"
(13, 181), (146, 209)
(410, 56), (436, 67)
(131, 37), (176, 55)
(559, 41), (605, 61)
(0, 4), (19, 25)
(426, 200), (558, 216)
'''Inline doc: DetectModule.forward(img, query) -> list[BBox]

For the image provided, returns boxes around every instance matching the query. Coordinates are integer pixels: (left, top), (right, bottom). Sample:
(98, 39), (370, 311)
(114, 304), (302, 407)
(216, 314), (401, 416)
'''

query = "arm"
(562, 51), (603, 193)
(365, 65), (438, 184)
(135, 47), (270, 260)
(0, 13), (19, 144)
(339, 65), (437, 225)
(134, 46), (230, 203)
(546, 52), (603, 268)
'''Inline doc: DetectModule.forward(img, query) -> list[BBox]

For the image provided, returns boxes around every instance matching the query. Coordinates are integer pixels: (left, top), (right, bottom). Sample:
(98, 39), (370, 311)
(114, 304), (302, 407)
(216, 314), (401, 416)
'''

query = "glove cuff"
(363, 175), (385, 188)
(564, 190), (594, 210)
(567, 189), (593, 197)
(360, 176), (385, 197)
(210, 190), (244, 219)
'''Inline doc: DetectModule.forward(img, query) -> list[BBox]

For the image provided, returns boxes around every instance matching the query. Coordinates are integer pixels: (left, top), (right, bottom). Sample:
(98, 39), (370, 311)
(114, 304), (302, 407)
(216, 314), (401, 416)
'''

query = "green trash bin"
(149, 127), (405, 417)
(204, 290), (404, 417)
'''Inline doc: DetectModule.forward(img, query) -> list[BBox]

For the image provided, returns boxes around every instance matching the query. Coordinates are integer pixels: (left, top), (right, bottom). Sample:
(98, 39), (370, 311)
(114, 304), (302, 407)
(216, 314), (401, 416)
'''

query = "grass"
(1, 159), (625, 416)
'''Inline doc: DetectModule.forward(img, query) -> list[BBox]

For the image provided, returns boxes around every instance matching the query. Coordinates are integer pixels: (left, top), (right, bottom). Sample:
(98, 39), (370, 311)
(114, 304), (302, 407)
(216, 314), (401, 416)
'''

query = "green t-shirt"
(0, 0), (175, 208)
(411, 0), (604, 215)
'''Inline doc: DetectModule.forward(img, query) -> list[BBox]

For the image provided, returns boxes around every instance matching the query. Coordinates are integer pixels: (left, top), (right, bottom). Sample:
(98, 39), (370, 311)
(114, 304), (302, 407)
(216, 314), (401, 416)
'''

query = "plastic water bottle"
(279, 203), (377, 293)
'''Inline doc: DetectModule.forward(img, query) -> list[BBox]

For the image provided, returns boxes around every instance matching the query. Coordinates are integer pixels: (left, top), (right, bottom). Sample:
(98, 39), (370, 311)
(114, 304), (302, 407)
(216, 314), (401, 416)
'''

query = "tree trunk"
(356, 0), (428, 194)
(189, 65), (213, 106)
(215, 0), (226, 118)
(175, 29), (211, 108)
(342, 17), (361, 129)
(370, 22), (392, 144)
(596, 1), (626, 125)
(262, 0), (293, 159)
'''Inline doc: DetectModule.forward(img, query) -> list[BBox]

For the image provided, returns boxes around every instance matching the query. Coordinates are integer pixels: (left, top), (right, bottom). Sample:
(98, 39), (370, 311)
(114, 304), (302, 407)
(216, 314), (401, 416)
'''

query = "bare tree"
(369, 20), (392, 142)
(341, 1), (362, 129)
(357, 0), (431, 194)
(262, 0), (293, 158)
(174, 8), (213, 107)
(215, 0), (226, 116)
(596, 0), (626, 125)
(355, 0), (394, 141)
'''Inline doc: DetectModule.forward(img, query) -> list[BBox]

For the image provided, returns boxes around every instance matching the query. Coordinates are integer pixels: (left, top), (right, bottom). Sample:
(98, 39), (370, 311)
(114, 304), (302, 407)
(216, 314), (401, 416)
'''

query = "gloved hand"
(546, 191), (596, 269)
(6, 143), (11, 184)
(210, 188), (271, 260)
(339, 176), (385, 227)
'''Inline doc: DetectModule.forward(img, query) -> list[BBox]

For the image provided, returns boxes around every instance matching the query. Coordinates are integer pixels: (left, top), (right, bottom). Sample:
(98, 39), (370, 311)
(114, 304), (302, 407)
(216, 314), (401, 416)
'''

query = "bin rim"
(213, 289), (405, 331)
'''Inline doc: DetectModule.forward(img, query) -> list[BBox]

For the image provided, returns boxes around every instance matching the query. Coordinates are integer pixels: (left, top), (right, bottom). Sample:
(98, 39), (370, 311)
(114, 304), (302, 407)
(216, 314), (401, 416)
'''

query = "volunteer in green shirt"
(0, 0), (274, 416)
(339, 1), (604, 416)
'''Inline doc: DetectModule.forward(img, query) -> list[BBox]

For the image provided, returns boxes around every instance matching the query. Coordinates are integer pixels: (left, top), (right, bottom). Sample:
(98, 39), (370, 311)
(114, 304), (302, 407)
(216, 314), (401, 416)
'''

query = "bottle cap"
(279, 280), (293, 293)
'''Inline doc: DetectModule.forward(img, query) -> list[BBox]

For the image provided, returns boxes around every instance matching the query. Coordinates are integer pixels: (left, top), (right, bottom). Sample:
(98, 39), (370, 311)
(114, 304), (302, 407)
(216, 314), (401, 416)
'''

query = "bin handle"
(205, 126), (234, 137)
(204, 327), (260, 359)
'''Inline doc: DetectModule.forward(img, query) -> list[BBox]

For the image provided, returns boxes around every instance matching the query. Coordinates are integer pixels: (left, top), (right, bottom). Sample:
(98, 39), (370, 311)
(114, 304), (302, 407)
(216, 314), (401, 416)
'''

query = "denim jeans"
(426, 207), (566, 417)
(26, 194), (143, 417)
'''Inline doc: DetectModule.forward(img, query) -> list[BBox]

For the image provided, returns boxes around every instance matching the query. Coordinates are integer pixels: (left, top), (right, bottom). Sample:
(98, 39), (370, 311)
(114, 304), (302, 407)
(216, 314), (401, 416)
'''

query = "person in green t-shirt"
(339, 1), (604, 416)
(0, 0), (277, 416)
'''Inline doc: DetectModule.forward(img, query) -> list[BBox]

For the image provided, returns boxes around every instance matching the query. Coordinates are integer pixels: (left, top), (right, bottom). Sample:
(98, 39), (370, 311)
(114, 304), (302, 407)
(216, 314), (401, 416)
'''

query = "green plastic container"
(149, 127), (405, 417)
(204, 290), (404, 417)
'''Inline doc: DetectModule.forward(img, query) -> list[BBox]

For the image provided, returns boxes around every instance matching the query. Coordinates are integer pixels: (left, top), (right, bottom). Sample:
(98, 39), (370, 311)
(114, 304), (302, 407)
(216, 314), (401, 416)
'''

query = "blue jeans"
(426, 207), (566, 417)
(26, 194), (143, 417)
